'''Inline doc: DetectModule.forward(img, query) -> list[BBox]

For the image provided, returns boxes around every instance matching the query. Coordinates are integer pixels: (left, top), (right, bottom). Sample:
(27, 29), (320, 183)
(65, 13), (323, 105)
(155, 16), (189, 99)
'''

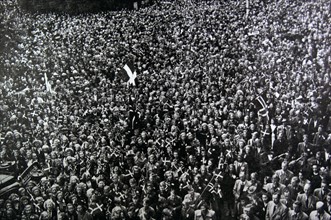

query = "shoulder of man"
(301, 211), (309, 219)
(266, 200), (273, 207)
(313, 188), (321, 193)
(309, 210), (317, 218)
(324, 212), (331, 218)
(195, 210), (202, 216)
(207, 209), (215, 216)
(280, 203), (288, 210)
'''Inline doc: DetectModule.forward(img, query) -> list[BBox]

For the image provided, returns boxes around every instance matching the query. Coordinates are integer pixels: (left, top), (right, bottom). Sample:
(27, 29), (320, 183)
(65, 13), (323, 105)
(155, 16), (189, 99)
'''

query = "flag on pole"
(253, 94), (267, 113)
(252, 94), (269, 122)
(207, 182), (216, 194)
(213, 170), (223, 181)
(118, 68), (130, 82)
(254, 95), (267, 110)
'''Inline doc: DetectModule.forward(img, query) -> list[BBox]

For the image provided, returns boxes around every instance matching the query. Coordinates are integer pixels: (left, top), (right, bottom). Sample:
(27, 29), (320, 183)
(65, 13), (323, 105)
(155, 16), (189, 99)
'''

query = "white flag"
(124, 64), (137, 86)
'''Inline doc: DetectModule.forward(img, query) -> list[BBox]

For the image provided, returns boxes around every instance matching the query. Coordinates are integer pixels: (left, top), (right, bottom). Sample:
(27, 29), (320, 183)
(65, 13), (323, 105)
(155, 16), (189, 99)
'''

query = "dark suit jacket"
(307, 118), (321, 135)
(265, 201), (288, 220)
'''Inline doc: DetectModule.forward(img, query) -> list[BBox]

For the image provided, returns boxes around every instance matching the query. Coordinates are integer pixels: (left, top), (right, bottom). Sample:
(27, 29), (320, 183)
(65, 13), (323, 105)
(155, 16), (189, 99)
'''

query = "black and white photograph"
(0, 0), (330, 219)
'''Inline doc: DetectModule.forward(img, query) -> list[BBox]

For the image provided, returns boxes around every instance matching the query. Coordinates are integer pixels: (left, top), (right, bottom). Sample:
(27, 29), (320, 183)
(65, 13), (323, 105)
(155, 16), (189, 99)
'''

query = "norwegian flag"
(207, 182), (216, 193)
(207, 182), (223, 198)
(254, 95), (267, 111)
(213, 170), (224, 181)
(253, 94), (269, 121)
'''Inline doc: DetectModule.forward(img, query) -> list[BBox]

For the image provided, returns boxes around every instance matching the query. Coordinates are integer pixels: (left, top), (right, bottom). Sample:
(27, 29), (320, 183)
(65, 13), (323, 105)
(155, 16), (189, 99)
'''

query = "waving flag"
(254, 95), (267, 111)
(252, 94), (270, 124)
(118, 62), (137, 86)
(124, 64), (137, 86)
(118, 68), (130, 82)
(207, 182), (216, 193)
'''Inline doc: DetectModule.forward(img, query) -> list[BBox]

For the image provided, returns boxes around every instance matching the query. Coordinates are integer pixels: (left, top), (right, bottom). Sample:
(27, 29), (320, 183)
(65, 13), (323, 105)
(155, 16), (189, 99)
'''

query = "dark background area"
(17, 0), (152, 14)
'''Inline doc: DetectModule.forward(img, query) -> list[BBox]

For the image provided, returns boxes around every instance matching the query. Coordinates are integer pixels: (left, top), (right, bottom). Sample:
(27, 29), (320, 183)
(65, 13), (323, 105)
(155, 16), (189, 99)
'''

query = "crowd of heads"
(0, 0), (331, 219)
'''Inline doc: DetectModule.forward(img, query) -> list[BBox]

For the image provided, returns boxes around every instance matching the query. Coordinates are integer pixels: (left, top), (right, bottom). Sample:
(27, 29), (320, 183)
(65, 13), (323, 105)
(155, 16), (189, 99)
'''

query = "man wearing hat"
(309, 201), (330, 220)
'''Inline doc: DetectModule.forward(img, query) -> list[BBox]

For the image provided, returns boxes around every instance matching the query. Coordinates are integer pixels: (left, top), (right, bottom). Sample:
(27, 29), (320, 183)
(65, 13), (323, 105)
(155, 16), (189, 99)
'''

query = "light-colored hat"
(316, 201), (324, 209)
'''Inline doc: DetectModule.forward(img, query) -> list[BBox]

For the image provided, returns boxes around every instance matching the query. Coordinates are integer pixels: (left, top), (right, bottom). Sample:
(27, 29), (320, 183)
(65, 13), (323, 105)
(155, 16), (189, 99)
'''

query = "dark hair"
(283, 187), (291, 193)
(272, 192), (281, 198)
(293, 201), (302, 208)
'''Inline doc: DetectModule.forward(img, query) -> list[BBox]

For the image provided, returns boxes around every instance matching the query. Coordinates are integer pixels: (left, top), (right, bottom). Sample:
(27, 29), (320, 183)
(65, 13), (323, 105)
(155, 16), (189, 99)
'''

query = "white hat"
(316, 201), (324, 209)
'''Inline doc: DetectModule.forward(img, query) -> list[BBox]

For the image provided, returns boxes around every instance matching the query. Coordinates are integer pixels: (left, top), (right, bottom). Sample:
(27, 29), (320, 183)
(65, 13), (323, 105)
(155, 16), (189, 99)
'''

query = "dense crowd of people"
(0, 0), (331, 219)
